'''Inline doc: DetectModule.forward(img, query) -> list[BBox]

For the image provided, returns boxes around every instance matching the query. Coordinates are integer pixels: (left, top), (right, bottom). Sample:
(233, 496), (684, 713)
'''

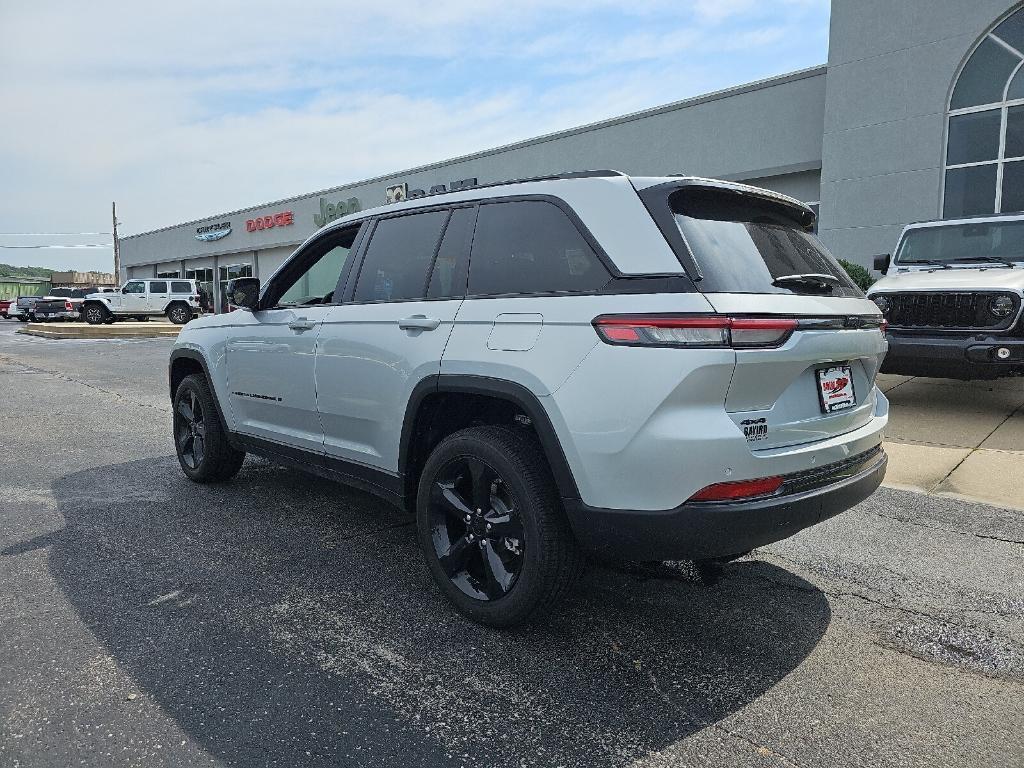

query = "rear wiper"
(949, 255), (1018, 268)
(900, 259), (951, 269)
(772, 273), (840, 290)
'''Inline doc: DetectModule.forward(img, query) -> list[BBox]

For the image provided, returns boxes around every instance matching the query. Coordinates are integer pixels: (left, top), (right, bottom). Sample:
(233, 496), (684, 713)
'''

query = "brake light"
(64, 301), (73, 311)
(593, 315), (797, 348)
(689, 475), (784, 502)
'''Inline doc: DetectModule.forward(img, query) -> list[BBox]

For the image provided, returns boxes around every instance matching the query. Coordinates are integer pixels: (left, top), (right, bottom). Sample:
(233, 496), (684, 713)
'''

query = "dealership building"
(121, 0), (1024, 312)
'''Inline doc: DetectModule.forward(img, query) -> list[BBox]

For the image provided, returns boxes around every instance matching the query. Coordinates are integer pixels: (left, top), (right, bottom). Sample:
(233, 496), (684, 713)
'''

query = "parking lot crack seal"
(873, 512), (1024, 546)
(0, 354), (170, 413)
(706, 723), (806, 768)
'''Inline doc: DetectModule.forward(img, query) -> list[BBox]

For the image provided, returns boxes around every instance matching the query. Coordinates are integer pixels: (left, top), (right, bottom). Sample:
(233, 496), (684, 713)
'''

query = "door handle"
(398, 315), (441, 331)
(288, 318), (316, 332)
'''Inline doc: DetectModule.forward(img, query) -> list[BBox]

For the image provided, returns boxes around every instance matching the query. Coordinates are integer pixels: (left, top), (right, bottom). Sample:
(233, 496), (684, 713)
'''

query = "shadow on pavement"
(33, 457), (831, 767)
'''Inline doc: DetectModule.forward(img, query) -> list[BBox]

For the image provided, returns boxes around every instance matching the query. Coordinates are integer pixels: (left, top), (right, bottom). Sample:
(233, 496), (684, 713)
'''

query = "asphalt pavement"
(0, 321), (1021, 767)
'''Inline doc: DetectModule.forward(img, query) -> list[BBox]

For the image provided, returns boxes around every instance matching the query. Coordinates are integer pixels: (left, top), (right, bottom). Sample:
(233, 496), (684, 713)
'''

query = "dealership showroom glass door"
(217, 263), (252, 313)
(185, 268), (215, 313)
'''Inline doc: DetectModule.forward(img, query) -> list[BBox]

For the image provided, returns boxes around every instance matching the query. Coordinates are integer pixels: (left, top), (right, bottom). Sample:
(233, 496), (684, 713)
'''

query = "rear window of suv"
(669, 188), (861, 297)
(171, 281), (193, 293)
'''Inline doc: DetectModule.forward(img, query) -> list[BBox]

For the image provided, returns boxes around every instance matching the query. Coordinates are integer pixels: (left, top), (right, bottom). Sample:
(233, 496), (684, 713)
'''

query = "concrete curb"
(17, 322), (181, 339)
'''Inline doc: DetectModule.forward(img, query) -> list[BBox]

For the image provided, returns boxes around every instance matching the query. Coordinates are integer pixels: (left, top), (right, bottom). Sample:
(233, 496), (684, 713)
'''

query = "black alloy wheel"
(172, 374), (245, 482)
(174, 388), (206, 471)
(427, 455), (526, 601)
(416, 425), (583, 627)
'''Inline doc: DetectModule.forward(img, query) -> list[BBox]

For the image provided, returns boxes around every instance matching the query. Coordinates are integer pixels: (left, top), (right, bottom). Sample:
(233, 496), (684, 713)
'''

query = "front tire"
(416, 425), (583, 627)
(173, 373), (245, 483)
(82, 304), (108, 325)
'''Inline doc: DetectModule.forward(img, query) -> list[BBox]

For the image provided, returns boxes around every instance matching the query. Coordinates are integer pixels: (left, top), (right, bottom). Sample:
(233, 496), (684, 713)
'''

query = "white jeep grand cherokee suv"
(82, 279), (201, 325)
(168, 171), (889, 626)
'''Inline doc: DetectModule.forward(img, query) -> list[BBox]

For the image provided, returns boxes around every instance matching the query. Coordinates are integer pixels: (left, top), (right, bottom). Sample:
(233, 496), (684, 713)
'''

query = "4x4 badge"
(740, 417), (768, 442)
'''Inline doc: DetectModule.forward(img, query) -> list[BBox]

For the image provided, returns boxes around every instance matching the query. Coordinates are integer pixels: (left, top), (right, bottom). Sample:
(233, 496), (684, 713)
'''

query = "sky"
(0, 0), (831, 273)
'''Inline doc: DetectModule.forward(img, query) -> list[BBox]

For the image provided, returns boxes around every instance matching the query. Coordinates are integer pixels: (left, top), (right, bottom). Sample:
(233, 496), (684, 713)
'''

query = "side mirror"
(121, 285), (130, 294)
(227, 277), (261, 310)
(872, 254), (891, 274)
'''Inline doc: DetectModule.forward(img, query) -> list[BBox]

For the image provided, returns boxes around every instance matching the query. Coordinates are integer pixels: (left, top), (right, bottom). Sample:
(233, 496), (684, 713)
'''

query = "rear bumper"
(564, 447), (886, 561)
(882, 332), (1024, 379)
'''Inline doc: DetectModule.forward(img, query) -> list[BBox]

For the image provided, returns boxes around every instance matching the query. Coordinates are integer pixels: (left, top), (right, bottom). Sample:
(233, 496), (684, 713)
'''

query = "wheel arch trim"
(398, 374), (582, 502)
(168, 348), (234, 443)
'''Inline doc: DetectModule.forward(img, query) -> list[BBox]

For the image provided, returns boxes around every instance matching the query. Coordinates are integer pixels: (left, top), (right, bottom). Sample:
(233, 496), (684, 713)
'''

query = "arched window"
(944, 6), (1024, 217)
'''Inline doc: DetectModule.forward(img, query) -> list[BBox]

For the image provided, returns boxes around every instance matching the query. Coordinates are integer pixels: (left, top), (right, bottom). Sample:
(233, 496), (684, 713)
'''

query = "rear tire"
(173, 373), (245, 483)
(167, 304), (191, 325)
(83, 304), (108, 325)
(17, 316), (28, 323)
(416, 425), (583, 627)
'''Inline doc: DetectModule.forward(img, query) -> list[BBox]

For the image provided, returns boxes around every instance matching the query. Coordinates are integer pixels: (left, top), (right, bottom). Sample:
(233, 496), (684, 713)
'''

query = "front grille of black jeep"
(881, 291), (1020, 331)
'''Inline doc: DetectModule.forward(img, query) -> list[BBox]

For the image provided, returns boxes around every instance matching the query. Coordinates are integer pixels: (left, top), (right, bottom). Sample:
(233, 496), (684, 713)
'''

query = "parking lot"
(1, 322), (1022, 767)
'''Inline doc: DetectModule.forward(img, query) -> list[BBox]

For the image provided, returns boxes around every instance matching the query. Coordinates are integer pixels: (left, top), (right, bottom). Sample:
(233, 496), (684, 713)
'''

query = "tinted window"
(49, 288), (74, 297)
(428, 207), (475, 299)
(171, 281), (192, 294)
(943, 164), (998, 217)
(468, 201), (608, 295)
(271, 225), (360, 307)
(670, 188), (860, 297)
(354, 210), (448, 302)
(149, 281), (168, 293)
(123, 281), (145, 294)
(950, 37), (1019, 109)
(946, 110), (1001, 165)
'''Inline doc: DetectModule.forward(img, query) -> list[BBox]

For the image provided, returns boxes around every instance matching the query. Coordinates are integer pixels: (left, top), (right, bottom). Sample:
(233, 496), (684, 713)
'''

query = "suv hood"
(869, 266), (1024, 295)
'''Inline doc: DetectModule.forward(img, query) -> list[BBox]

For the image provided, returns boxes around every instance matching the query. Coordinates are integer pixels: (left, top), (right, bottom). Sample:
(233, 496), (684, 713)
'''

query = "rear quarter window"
(171, 281), (193, 293)
(468, 200), (609, 296)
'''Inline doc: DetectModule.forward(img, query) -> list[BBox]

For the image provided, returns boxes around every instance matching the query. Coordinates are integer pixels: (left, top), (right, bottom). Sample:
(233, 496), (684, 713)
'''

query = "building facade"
(120, 0), (1024, 312)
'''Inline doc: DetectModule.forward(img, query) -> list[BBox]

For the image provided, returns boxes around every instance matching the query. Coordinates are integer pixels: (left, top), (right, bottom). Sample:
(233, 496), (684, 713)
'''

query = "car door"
(224, 223), (364, 454)
(119, 280), (146, 314)
(314, 205), (473, 472)
(147, 280), (169, 314)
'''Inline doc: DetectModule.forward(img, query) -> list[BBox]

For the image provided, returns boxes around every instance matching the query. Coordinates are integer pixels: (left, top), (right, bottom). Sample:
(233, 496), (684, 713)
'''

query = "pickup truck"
(8, 296), (42, 322)
(30, 295), (78, 322)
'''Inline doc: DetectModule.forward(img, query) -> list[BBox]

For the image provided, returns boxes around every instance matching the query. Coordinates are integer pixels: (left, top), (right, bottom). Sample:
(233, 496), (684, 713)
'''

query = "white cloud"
(0, 1), (828, 271)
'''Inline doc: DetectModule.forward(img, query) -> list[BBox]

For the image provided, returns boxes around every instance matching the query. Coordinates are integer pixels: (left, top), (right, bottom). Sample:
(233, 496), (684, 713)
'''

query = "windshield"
(895, 220), (1024, 265)
(670, 188), (861, 296)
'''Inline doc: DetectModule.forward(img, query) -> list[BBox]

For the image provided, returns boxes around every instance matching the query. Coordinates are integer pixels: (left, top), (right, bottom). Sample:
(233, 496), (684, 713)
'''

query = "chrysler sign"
(195, 222), (231, 242)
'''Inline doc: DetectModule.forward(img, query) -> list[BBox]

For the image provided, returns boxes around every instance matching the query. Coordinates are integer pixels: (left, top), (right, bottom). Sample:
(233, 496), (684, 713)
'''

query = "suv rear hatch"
(637, 181), (887, 450)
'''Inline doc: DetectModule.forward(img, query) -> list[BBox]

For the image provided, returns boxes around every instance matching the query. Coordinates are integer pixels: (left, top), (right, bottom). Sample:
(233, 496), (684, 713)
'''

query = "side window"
(123, 281), (145, 294)
(468, 200), (609, 295)
(149, 281), (168, 294)
(427, 207), (475, 299)
(270, 225), (361, 308)
(354, 210), (448, 302)
(170, 281), (192, 294)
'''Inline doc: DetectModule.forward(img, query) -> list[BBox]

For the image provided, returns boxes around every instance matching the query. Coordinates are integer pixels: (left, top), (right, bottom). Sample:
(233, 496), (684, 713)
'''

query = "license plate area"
(816, 364), (856, 413)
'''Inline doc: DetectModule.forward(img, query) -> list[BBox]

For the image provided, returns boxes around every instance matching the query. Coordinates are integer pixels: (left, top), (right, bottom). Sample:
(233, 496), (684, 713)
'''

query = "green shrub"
(838, 259), (875, 291)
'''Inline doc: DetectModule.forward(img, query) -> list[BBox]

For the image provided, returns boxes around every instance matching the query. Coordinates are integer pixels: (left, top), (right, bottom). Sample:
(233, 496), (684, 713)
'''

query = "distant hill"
(0, 263), (54, 279)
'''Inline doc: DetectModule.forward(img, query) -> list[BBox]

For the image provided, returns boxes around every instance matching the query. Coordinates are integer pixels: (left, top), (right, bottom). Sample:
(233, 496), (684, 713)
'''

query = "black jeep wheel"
(416, 425), (583, 627)
(173, 373), (245, 483)
(83, 304), (108, 325)
(167, 304), (191, 325)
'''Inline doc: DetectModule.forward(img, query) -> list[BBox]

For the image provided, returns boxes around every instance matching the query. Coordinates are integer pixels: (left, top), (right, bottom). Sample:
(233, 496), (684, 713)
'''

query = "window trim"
(258, 221), (367, 310)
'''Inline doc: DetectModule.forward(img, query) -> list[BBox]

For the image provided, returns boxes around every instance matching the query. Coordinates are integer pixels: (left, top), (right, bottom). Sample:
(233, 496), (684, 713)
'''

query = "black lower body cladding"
(563, 448), (887, 561)
(882, 332), (1024, 380)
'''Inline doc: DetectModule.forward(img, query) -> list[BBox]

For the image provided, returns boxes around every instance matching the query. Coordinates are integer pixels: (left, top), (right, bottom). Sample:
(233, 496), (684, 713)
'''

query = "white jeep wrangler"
(868, 213), (1024, 380)
(81, 278), (201, 325)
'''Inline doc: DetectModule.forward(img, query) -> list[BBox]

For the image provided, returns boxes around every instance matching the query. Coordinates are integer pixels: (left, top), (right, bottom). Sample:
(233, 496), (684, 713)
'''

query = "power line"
(0, 244), (112, 249)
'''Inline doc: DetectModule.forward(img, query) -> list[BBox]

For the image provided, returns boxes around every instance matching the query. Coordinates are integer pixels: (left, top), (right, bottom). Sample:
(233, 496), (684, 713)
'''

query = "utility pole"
(112, 201), (121, 283)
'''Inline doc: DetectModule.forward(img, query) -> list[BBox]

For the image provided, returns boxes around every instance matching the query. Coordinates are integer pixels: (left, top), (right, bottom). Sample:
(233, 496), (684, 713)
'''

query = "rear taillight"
(689, 475), (784, 502)
(593, 315), (798, 349)
(64, 301), (73, 311)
